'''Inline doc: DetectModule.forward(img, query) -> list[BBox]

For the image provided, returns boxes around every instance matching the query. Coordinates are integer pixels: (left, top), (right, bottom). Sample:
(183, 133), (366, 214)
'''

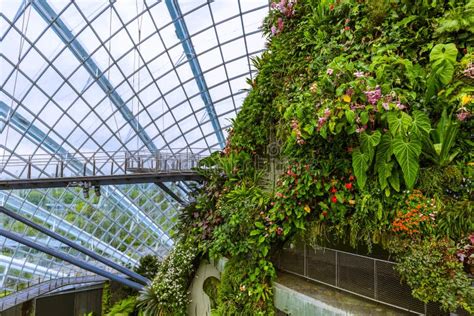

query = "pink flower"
(382, 102), (390, 110)
(396, 101), (406, 110)
(355, 125), (367, 133)
(364, 86), (382, 105)
(354, 71), (364, 78)
(324, 108), (331, 117)
(317, 117), (327, 130)
(277, 18), (284, 32)
(457, 110), (470, 121)
(326, 68), (334, 75)
(271, 26), (277, 35)
(457, 251), (466, 262)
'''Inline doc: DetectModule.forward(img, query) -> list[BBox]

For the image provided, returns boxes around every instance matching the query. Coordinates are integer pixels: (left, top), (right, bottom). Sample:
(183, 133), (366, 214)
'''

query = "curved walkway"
(0, 275), (106, 312)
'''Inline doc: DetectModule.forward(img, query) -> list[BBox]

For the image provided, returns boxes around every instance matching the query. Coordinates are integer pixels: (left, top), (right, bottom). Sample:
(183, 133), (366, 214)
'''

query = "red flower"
(330, 187), (337, 193)
(349, 175), (355, 181)
(344, 26), (350, 31)
(331, 196), (338, 203)
(345, 183), (353, 190)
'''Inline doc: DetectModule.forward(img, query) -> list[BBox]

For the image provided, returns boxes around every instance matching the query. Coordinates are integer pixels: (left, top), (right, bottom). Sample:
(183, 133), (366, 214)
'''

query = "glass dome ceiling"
(0, 0), (268, 292)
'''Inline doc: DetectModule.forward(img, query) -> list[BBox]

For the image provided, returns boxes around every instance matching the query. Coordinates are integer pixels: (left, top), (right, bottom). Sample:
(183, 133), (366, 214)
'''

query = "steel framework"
(0, 0), (268, 294)
(0, 206), (149, 285)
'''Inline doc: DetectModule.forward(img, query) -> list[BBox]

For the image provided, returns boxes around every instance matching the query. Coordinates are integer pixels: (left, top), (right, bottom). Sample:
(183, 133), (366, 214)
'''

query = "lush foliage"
(143, 0), (473, 314)
(105, 296), (141, 316)
(102, 281), (111, 315)
(138, 239), (199, 316)
(133, 254), (161, 281)
(215, 257), (275, 316)
(393, 238), (473, 313)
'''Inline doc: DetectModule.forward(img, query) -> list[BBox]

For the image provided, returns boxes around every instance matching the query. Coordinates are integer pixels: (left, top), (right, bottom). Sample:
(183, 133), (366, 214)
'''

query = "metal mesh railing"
(274, 242), (443, 315)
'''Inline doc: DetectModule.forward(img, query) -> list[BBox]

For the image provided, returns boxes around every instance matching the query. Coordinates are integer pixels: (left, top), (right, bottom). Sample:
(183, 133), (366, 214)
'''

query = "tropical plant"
(138, 239), (199, 316)
(133, 255), (161, 281)
(394, 238), (474, 313)
(422, 109), (460, 166)
(105, 296), (140, 316)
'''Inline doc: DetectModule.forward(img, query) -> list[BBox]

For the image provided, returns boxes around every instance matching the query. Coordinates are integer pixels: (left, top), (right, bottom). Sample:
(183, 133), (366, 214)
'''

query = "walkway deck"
(0, 150), (205, 189)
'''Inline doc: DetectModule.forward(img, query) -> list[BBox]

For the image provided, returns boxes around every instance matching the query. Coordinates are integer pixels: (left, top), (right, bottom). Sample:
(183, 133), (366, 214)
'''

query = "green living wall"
(139, 0), (474, 315)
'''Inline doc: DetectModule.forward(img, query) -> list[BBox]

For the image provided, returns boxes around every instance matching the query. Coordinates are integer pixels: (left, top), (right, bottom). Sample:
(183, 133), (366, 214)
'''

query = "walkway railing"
(0, 149), (214, 181)
(274, 243), (444, 315)
(0, 275), (107, 311)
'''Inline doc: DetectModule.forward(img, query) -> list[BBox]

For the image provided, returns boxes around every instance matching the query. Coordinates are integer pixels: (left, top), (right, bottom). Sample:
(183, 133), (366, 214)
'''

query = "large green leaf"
(361, 130), (382, 147)
(433, 60), (455, 85)
(411, 110), (431, 136)
(392, 136), (422, 188)
(387, 112), (412, 136)
(378, 161), (393, 190)
(430, 43), (458, 64)
(360, 130), (381, 162)
(375, 133), (393, 163)
(352, 148), (370, 189)
(375, 133), (393, 189)
(388, 168), (401, 192)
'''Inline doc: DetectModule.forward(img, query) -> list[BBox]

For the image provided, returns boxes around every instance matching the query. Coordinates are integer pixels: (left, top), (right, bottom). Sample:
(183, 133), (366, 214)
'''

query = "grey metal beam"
(0, 206), (149, 285)
(0, 171), (202, 190)
(31, 0), (157, 152)
(0, 228), (144, 290)
(164, 0), (225, 148)
(155, 183), (185, 206)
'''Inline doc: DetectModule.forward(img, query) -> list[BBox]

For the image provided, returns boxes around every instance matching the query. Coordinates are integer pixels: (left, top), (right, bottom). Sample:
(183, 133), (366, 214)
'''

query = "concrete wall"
(187, 260), (221, 316)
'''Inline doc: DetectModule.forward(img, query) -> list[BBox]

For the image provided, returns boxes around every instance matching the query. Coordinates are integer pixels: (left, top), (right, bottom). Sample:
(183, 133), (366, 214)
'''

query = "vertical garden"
(138, 0), (474, 315)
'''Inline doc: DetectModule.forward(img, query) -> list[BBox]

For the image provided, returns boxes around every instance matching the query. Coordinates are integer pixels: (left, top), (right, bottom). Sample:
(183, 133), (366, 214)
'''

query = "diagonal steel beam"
(0, 228), (144, 290)
(155, 182), (184, 206)
(31, 0), (157, 152)
(0, 206), (150, 285)
(0, 191), (135, 265)
(165, 0), (225, 148)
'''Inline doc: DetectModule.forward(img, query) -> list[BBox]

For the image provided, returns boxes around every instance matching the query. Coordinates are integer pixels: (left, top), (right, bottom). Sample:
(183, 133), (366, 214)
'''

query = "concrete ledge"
(274, 282), (348, 316)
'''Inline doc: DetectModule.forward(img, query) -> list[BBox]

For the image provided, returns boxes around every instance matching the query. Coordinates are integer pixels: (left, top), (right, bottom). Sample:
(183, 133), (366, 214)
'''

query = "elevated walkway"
(0, 150), (205, 190)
